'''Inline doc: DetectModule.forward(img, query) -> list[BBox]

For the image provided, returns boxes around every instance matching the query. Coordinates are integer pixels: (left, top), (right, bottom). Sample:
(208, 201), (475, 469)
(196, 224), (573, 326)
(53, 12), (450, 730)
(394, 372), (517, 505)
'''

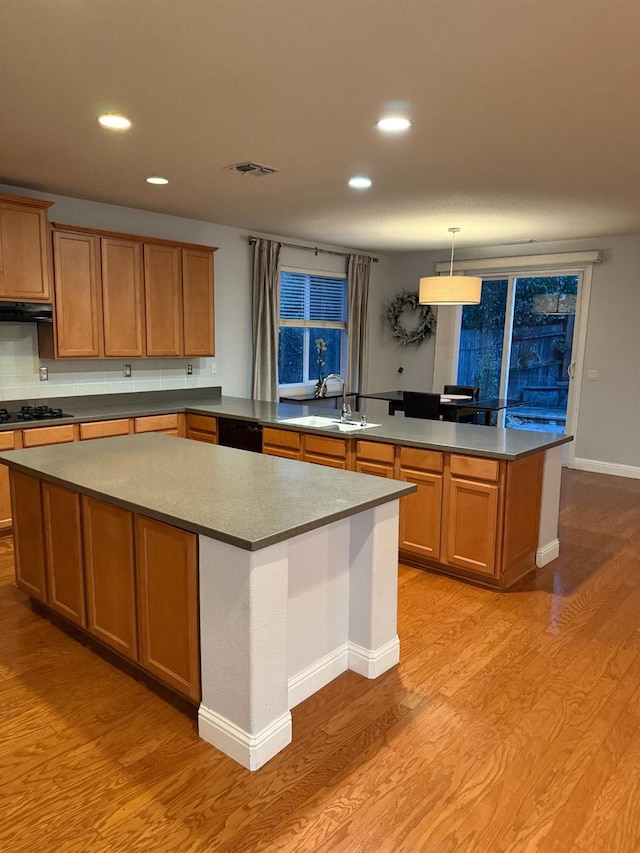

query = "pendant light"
(419, 227), (482, 305)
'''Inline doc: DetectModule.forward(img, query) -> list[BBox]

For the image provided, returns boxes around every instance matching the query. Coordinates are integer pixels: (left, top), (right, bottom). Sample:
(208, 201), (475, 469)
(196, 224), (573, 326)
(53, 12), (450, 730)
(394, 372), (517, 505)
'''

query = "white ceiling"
(2, 0), (639, 253)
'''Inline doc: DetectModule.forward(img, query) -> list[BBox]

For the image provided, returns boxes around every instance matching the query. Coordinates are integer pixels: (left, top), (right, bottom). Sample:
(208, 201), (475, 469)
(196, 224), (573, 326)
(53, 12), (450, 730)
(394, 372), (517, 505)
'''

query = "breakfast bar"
(0, 433), (414, 770)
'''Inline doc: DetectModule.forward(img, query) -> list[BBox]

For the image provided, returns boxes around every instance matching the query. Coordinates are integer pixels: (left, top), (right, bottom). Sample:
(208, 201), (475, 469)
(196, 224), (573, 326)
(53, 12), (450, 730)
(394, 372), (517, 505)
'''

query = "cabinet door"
(182, 248), (214, 356)
(303, 435), (349, 469)
(83, 496), (137, 660)
(398, 468), (443, 561)
(52, 230), (103, 357)
(79, 419), (131, 440)
(135, 515), (200, 701)
(42, 482), (86, 625)
(10, 471), (47, 601)
(0, 431), (19, 532)
(262, 427), (302, 460)
(144, 243), (183, 357)
(444, 477), (500, 576)
(134, 414), (179, 433)
(0, 197), (51, 300)
(354, 460), (395, 478)
(101, 237), (145, 356)
(22, 425), (76, 447)
(185, 414), (217, 444)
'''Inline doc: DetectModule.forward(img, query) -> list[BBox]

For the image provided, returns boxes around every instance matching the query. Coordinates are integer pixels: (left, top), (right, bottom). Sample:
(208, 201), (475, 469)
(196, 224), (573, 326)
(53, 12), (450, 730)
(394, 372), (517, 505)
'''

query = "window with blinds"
(278, 270), (348, 387)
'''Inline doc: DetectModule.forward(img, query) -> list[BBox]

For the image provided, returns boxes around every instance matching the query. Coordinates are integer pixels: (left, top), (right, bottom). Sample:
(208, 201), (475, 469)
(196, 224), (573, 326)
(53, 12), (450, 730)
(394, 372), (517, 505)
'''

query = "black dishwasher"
(217, 417), (263, 453)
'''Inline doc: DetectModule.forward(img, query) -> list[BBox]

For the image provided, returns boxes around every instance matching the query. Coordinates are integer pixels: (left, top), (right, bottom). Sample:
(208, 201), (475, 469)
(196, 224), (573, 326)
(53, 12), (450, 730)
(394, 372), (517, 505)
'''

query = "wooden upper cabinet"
(182, 248), (215, 356)
(101, 237), (145, 357)
(52, 229), (103, 357)
(0, 194), (53, 301)
(144, 243), (183, 357)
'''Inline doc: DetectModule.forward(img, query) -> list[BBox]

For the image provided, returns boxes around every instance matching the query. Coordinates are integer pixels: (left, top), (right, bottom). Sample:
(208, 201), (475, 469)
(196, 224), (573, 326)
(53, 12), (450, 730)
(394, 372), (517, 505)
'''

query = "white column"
(348, 500), (401, 678)
(537, 445), (563, 566)
(197, 536), (291, 771)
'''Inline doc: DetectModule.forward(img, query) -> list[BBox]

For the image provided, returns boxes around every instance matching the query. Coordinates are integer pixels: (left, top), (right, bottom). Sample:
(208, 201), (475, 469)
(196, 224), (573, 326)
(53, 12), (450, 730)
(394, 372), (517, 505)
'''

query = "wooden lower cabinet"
(185, 413), (218, 444)
(354, 440), (395, 478)
(0, 431), (20, 533)
(10, 471), (47, 601)
(22, 424), (76, 448)
(303, 434), (350, 469)
(134, 414), (182, 437)
(135, 515), (200, 701)
(443, 476), (500, 576)
(83, 496), (137, 660)
(10, 472), (201, 700)
(41, 482), (86, 626)
(262, 427), (302, 460)
(397, 447), (444, 562)
(80, 419), (131, 440)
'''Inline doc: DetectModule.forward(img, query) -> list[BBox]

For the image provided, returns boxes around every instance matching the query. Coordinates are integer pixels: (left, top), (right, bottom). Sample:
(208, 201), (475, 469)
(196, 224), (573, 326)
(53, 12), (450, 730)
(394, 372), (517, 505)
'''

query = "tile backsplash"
(0, 323), (217, 401)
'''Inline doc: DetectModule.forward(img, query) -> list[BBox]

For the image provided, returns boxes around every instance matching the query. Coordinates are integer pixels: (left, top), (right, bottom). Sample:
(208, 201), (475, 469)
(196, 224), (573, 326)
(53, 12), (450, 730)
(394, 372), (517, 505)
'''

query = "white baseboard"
(198, 706), (292, 772)
(348, 636), (400, 679)
(570, 457), (640, 480)
(537, 538), (560, 567)
(288, 643), (349, 709)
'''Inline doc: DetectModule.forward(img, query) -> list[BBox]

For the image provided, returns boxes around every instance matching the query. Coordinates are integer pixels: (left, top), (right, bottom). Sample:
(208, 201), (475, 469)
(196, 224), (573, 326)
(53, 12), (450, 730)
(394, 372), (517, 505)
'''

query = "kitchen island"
(0, 433), (414, 770)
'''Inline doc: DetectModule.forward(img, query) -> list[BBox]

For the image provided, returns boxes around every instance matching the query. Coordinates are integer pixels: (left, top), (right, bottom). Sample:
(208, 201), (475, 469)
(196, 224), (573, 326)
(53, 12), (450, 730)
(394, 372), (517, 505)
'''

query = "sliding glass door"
(457, 273), (580, 434)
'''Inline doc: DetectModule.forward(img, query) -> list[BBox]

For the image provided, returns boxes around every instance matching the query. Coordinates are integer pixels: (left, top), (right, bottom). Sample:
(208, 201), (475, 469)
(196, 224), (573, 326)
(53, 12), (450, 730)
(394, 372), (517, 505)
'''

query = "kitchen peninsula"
(0, 387), (572, 590)
(0, 433), (414, 770)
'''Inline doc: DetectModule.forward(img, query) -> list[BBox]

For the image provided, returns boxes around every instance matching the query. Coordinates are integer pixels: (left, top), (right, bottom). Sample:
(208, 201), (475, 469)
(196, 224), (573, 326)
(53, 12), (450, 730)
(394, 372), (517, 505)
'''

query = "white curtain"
(251, 239), (282, 401)
(347, 254), (372, 394)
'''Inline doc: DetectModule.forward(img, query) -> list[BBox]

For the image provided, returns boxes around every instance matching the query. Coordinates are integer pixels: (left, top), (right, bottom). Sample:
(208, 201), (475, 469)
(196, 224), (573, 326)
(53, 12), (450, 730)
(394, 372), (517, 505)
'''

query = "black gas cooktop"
(0, 405), (73, 424)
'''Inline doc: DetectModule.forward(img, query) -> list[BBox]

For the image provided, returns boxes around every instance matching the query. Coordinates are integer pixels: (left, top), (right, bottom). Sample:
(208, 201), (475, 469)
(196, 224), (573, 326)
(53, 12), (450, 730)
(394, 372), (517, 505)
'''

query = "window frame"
(278, 266), (348, 390)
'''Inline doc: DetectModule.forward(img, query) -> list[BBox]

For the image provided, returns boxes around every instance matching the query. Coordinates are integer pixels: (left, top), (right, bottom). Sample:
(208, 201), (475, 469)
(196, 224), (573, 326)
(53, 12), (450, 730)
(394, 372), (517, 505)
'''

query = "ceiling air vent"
(225, 161), (279, 177)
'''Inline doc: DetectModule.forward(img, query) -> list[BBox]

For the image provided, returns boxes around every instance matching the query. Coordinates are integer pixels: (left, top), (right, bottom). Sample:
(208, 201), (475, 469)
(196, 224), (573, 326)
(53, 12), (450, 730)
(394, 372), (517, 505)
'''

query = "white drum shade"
(419, 275), (482, 305)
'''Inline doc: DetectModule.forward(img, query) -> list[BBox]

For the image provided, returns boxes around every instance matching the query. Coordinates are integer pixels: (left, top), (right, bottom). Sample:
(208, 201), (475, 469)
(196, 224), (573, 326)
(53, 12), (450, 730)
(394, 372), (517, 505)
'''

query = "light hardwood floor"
(2, 469), (640, 852)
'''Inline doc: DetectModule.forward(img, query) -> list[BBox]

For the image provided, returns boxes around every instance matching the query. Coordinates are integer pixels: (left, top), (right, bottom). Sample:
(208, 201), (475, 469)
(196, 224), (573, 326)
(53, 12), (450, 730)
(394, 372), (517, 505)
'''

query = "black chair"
(442, 384), (480, 423)
(402, 391), (441, 421)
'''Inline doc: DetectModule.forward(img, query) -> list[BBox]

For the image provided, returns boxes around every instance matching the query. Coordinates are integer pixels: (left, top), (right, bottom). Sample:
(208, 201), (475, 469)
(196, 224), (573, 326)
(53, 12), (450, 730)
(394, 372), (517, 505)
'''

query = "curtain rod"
(248, 236), (378, 263)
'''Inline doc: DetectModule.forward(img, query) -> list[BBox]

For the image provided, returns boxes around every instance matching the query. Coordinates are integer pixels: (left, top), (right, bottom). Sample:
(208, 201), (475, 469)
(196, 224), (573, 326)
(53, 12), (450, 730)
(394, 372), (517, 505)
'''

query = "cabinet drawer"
(185, 414), (217, 434)
(134, 414), (179, 433)
(356, 440), (395, 465)
(399, 446), (443, 473)
(80, 419), (131, 440)
(22, 425), (76, 448)
(450, 454), (500, 483)
(0, 431), (18, 451)
(304, 434), (348, 459)
(262, 427), (301, 452)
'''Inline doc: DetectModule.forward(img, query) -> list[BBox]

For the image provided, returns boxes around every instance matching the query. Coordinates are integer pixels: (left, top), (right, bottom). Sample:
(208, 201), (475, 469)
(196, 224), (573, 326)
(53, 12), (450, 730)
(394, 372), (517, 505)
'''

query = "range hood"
(0, 302), (53, 322)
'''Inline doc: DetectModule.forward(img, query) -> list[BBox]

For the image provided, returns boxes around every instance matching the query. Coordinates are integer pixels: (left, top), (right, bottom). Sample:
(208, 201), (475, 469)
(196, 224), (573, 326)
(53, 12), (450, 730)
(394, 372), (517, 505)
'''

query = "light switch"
(586, 369), (598, 380)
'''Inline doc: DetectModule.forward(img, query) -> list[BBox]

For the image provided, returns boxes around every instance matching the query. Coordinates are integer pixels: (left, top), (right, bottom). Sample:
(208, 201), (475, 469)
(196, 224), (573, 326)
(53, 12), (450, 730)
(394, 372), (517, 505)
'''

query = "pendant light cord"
(448, 226), (460, 276)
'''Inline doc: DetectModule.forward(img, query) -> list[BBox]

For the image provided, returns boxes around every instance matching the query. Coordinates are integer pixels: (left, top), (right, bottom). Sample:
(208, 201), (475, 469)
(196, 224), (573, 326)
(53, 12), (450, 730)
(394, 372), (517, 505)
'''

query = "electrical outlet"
(211, 363), (217, 375)
(586, 369), (598, 380)
(39, 366), (48, 381)
(123, 364), (132, 377)
(186, 363), (193, 375)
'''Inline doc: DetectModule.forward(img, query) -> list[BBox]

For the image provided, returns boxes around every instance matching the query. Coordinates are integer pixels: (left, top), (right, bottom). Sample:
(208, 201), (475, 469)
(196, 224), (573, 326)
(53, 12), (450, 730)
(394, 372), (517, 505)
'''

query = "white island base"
(197, 501), (400, 771)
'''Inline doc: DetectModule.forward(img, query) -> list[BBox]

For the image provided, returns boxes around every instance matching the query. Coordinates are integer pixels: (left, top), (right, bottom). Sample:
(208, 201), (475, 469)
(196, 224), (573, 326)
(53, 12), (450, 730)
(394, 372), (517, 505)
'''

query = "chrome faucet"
(321, 373), (351, 423)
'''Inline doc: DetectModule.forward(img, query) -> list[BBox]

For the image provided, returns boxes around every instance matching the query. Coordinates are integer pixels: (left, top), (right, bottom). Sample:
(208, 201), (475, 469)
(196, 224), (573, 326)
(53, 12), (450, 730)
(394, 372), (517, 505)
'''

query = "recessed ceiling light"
(348, 176), (372, 189)
(98, 113), (132, 130)
(146, 176), (169, 185)
(377, 117), (412, 132)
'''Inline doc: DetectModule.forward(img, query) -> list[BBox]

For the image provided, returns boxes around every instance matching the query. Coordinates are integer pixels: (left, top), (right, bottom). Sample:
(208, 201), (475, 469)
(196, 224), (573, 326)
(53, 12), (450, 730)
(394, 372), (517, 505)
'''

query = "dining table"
(355, 390), (522, 426)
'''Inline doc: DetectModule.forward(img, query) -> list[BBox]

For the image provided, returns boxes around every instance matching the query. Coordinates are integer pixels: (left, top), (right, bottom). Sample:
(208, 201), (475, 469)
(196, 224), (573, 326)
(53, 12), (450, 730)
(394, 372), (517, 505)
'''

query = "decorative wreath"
(383, 290), (436, 346)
